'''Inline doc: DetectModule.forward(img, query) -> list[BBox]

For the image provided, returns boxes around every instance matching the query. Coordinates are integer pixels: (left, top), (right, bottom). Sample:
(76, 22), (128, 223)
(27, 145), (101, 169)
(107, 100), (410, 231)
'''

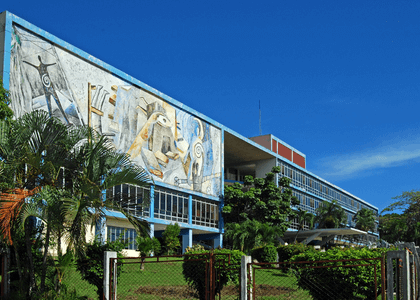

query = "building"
(0, 11), (379, 254)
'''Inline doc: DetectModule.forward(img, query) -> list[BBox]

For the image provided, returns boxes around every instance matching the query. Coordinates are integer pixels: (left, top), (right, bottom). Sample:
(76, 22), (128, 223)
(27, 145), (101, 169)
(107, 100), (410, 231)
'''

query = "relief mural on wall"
(9, 25), (222, 197)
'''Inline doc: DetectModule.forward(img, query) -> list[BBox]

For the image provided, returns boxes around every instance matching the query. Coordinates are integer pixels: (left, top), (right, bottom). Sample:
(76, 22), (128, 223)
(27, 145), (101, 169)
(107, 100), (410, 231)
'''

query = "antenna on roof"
(259, 100), (262, 136)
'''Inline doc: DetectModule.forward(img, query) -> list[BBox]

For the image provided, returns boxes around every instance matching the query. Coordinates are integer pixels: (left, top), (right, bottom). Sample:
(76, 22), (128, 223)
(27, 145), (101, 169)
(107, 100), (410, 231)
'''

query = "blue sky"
(2, 1), (420, 213)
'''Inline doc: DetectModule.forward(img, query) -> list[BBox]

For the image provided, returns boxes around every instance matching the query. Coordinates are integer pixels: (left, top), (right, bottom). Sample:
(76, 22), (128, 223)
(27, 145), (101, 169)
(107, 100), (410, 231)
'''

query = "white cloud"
(312, 138), (420, 180)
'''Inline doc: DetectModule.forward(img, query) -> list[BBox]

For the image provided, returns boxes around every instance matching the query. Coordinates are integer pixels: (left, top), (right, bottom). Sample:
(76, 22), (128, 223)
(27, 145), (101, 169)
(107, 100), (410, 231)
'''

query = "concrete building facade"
(0, 11), (379, 253)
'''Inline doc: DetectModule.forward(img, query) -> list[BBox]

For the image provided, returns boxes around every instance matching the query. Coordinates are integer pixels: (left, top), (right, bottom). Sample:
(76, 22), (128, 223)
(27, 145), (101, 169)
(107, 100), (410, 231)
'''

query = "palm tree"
(255, 221), (284, 246)
(353, 208), (375, 232)
(61, 126), (152, 256)
(0, 111), (72, 294)
(226, 219), (284, 254)
(315, 200), (346, 229)
(0, 110), (153, 295)
(293, 208), (314, 243)
(225, 220), (259, 254)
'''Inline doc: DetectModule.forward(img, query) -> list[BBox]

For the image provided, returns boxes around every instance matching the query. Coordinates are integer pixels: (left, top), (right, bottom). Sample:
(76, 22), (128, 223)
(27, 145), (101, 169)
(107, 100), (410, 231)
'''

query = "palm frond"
(0, 188), (38, 244)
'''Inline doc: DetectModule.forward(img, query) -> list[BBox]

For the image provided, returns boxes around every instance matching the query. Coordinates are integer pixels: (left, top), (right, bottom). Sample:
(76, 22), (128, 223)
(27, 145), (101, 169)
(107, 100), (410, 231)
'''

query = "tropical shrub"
(162, 223), (181, 254)
(182, 249), (245, 300)
(76, 238), (126, 299)
(251, 244), (277, 263)
(277, 243), (311, 262)
(291, 247), (390, 300)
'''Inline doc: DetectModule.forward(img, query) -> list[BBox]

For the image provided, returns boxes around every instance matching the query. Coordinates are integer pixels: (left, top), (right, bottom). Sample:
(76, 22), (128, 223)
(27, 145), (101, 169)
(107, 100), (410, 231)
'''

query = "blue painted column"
(213, 233), (223, 249)
(181, 228), (193, 254)
(188, 194), (192, 224)
(181, 195), (193, 254)
(95, 179), (107, 244)
(150, 223), (155, 238)
(149, 185), (155, 220)
(1, 12), (12, 88)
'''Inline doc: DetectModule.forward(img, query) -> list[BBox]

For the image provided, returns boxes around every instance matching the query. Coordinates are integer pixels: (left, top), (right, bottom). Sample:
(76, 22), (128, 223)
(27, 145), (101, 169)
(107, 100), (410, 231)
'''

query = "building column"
(188, 195), (193, 224)
(95, 216), (106, 244)
(213, 233), (223, 249)
(149, 185), (155, 219)
(150, 223), (155, 238)
(181, 228), (193, 254)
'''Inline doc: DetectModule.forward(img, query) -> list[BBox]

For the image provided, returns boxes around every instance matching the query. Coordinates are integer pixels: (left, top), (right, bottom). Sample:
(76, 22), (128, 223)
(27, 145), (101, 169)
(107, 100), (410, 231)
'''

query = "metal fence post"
(103, 251), (117, 300)
(241, 256), (251, 300)
(387, 249), (411, 300)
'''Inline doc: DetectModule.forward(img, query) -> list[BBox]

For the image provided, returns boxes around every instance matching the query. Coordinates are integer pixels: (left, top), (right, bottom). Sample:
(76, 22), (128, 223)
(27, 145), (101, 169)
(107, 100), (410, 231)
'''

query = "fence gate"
(108, 252), (240, 300)
(387, 243), (420, 300)
(248, 257), (386, 300)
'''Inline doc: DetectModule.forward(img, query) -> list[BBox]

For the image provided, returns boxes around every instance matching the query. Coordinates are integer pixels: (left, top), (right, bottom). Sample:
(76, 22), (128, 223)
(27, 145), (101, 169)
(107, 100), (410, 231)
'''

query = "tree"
(353, 207), (376, 232)
(380, 190), (420, 244)
(293, 208), (314, 243)
(162, 223), (181, 254)
(315, 200), (347, 228)
(379, 213), (410, 244)
(136, 236), (161, 270)
(0, 77), (13, 122)
(61, 125), (153, 256)
(76, 238), (126, 299)
(0, 110), (153, 297)
(223, 166), (299, 231)
(225, 219), (285, 254)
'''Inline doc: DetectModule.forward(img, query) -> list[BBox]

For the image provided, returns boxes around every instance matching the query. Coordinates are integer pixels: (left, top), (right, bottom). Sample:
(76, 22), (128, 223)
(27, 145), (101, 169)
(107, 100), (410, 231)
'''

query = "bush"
(277, 243), (310, 262)
(162, 223), (181, 254)
(291, 247), (390, 300)
(182, 248), (245, 300)
(251, 245), (277, 263)
(76, 238), (126, 299)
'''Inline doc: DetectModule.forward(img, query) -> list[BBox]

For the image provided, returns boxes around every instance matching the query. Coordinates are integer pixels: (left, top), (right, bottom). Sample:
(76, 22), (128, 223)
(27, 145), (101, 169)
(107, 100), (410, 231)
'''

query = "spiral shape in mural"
(42, 74), (51, 87)
(194, 142), (204, 158)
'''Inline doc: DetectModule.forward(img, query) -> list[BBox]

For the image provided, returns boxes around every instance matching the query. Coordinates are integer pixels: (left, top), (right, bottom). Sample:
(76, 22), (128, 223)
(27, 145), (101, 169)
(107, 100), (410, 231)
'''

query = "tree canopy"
(380, 190), (420, 244)
(223, 166), (299, 228)
(353, 207), (376, 232)
(223, 166), (299, 252)
(315, 199), (347, 229)
(0, 77), (13, 122)
(0, 109), (153, 297)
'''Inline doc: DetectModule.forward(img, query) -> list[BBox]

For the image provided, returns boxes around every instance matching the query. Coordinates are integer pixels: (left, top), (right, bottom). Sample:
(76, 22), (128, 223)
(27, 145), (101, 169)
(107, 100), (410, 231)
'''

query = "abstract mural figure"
(23, 56), (70, 124)
(191, 118), (204, 191)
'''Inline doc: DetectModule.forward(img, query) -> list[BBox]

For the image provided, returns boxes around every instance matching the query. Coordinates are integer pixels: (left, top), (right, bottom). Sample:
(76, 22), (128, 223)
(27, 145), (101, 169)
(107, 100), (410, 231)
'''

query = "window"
(107, 226), (137, 250)
(154, 188), (188, 223)
(106, 185), (150, 217)
(310, 198), (314, 208)
(192, 197), (219, 228)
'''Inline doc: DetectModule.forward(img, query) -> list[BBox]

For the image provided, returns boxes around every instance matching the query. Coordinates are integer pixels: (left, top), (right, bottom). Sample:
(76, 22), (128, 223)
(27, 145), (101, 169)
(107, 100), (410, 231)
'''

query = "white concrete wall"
(255, 158), (276, 179)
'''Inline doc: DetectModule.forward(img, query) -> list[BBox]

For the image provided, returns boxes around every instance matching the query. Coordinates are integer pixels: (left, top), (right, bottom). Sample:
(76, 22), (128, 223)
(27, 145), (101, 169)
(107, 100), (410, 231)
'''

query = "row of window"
(106, 185), (219, 228)
(279, 160), (377, 217)
(292, 190), (373, 230)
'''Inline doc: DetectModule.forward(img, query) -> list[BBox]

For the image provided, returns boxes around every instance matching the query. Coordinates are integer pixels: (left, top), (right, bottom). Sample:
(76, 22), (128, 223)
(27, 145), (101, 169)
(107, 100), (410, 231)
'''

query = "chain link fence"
(111, 255), (204, 299)
(249, 258), (385, 300)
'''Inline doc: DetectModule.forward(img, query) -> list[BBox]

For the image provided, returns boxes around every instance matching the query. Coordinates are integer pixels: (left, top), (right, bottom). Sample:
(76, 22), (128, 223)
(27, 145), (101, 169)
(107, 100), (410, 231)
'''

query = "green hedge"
(277, 243), (310, 262)
(182, 249), (245, 300)
(251, 245), (277, 263)
(291, 247), (390, 300)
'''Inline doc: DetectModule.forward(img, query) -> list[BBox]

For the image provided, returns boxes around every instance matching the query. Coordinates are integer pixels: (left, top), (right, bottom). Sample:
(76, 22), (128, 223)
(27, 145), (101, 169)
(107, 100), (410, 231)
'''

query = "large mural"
(8, 25), (222, 197)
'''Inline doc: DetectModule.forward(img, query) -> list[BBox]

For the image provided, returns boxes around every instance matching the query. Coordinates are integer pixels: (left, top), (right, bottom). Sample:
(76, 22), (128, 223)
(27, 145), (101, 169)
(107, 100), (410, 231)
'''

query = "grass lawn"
(60, 257), (316, 300)
(61, 266), (98, 299)
(116, 257), (196, 299)
(252, 267), (312, 300)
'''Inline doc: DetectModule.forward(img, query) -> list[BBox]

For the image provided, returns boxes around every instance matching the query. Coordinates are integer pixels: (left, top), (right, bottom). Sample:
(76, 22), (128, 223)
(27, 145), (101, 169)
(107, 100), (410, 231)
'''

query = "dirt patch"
(135, 286), (198, 299)
(131, 284), (294, 298)
(254, 284), (297, 296)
